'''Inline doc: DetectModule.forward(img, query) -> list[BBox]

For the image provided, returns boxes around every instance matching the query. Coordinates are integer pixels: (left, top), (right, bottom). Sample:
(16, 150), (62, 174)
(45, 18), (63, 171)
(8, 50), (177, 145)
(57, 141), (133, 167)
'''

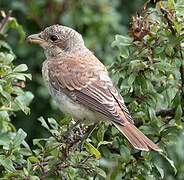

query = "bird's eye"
(50, 35), (58, 41)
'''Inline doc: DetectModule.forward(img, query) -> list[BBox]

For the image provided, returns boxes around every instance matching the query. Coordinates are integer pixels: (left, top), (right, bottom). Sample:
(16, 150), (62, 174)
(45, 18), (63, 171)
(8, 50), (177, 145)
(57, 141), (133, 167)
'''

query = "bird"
(27, 25), (162, 152)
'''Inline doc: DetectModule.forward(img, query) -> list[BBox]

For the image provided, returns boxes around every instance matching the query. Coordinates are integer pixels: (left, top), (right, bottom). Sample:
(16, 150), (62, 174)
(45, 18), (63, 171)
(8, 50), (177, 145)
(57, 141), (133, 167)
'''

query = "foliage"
(0, 11), (33, 178)
(0, 0), (184, 180)
(109, 0), (184, 179)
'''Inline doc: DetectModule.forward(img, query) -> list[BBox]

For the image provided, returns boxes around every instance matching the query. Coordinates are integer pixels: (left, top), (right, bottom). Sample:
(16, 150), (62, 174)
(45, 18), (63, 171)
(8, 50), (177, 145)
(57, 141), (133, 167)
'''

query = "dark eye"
(50, 35), (58, 41)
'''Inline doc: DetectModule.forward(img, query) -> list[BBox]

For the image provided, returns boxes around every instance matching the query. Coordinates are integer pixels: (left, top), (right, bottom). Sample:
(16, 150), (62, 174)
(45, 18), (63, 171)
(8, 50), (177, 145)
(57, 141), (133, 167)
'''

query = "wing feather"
(47, 54), (133, 125)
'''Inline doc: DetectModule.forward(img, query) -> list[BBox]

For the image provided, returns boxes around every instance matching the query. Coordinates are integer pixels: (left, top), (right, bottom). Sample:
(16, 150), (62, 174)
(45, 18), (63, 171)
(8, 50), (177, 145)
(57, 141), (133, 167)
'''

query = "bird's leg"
(62, 119), (82, 143)
(80, 123), (98, 151)
(65, 119), (82, 135)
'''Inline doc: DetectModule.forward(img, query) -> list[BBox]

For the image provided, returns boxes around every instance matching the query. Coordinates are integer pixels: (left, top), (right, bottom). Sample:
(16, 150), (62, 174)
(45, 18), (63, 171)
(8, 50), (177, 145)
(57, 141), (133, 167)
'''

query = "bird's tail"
(113, 122), (162, 152)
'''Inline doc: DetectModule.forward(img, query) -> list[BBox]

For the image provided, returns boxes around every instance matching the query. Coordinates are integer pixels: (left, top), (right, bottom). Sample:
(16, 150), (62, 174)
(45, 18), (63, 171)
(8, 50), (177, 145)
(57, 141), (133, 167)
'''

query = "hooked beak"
(26, 33), (45, 44)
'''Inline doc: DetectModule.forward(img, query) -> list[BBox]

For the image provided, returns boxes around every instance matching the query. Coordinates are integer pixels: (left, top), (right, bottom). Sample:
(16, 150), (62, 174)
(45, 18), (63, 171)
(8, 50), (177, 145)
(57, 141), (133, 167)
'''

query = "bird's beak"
(26, 33), (46, 44)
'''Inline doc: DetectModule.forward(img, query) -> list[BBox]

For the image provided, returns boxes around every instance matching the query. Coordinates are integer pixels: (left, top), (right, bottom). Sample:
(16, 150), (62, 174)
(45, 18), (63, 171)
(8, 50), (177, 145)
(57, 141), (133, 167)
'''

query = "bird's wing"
(47, 54), (133, 125)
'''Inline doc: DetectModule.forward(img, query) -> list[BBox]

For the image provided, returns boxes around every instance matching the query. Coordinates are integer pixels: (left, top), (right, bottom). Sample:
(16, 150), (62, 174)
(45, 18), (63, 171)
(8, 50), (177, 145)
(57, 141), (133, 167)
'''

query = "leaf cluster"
(0, 11), (34, 179)
(108, 0), (184, 179)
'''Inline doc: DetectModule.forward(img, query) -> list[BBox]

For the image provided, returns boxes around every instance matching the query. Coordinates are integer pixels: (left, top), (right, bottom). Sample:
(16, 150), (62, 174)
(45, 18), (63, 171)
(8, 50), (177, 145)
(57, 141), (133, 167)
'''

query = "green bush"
(0, 11), (34, 178)
(109, 0), (184, 179)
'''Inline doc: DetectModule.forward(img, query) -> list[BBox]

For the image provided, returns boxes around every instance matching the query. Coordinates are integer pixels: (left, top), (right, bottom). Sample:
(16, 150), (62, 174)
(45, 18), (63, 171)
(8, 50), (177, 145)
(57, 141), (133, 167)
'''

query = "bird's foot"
(78, 124), (98, 151)
(65, 119), (82, 135)
(62, 119), (82, 143)
(79, 133), (89, 151)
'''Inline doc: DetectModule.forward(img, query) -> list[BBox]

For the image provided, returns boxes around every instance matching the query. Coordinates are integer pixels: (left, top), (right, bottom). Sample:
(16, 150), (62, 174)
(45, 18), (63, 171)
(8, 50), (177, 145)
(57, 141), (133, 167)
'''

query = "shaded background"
(0, 0), (149, 142)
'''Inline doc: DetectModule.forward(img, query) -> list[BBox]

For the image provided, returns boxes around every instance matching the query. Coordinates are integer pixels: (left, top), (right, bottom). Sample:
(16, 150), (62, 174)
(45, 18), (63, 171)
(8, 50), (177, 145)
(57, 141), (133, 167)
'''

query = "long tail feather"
(113, 122), (162, 152)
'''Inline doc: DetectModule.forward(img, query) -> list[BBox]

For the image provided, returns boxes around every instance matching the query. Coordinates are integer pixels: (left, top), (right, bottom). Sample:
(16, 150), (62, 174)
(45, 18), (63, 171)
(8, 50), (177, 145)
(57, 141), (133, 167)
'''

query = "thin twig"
(160, 7), (176, 35)
(135, 107), (176, 127)
(156, 107), (176, 117)
(179, 49), (184, 94)
(0, 10), (12, 33)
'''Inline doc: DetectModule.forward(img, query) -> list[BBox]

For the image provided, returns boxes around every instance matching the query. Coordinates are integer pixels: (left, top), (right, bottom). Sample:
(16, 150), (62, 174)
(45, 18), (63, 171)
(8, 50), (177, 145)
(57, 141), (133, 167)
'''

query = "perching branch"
(156, 107), (176, 117)
(135, 107), (176, 127)
(39, 128), (96, 180)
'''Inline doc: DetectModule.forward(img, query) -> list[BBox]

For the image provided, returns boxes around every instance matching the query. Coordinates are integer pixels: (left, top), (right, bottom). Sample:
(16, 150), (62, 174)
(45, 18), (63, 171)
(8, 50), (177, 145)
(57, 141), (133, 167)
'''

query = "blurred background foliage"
(1, 0), (184, 179)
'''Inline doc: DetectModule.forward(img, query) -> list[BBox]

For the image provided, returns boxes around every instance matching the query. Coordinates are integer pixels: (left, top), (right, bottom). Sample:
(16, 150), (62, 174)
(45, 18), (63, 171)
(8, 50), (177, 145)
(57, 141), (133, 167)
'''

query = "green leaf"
(148, 107), (156, 121)
(13, 64), (28, 72)
(1, 90), (11, 101)
(23, 167), (29, 176)
(154, 164), (164, 178)
(8, 73), (26, 81)
(85, 141), (101, 160)
(19, 148), (32, 156)
(174, 105), (183, 126)
(0, 155), (16, 172)
(168, 0), (175, 10)
(97, 141), (112, 148)
(27, 158), (32, 173)
(4, 172), (20, 179)
(13, 128), (27, 148)
(164, 156), (177, 175)
(172, 92), (181, 107)
(23, 73), (32, 80)
(160, 126), (179, 137)
(29, 156), (39, 163)
(111, 126), (119, 136)
(38, 117), (50, 131)
(0, 40), (15, 56)
(22, 140), (31, 151)
(97, 123), (105, 142)
(153, 46), (165, 55)
(138, 74), (148, 90)
(128, 73), (136, 86)
(14, 91), (34, 114)
(14, 98), (30, 114)
(48, 118), (59, 130)
(152, 62), (172, 71)
(30, 176), (40, 180)
(12, 86), (24, 96)
(33, 138), (47, 150)
(4, 54), (14, 63)
(60, 115), (72, 125)
(112, 35), (132, 58)
(112, 35), (132, 47)
(165, 44), (174, 56)
(95, 167), (106, 178)
(0, 133), (11, 147)
(120, 145), (131, 162)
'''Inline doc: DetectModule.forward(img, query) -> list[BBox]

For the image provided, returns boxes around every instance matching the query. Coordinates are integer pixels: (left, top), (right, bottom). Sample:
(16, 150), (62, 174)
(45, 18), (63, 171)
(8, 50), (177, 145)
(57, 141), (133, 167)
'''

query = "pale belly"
(50, 87), (108, 124)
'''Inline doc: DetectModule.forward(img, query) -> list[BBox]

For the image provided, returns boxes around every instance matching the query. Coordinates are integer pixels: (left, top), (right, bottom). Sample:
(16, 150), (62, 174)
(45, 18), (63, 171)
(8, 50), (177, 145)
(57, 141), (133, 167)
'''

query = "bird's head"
(27, 25), (86, 58)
